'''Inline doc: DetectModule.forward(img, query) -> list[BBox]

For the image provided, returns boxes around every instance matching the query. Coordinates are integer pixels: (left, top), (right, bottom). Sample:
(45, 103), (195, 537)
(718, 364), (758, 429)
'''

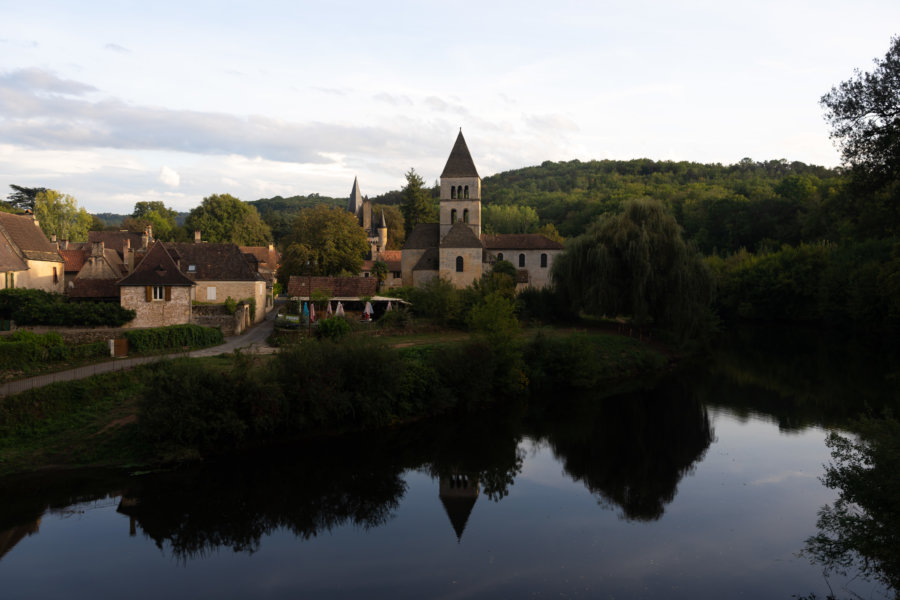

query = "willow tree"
(552, 198), (713, 341)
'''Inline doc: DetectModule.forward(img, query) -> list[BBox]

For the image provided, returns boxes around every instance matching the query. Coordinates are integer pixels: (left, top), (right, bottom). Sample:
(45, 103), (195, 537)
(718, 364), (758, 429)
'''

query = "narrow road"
(0, 310), (279, 397)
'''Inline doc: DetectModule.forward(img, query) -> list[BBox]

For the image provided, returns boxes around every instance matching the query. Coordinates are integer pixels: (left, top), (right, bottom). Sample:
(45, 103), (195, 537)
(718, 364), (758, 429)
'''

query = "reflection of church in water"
(439, 471), (479, 542)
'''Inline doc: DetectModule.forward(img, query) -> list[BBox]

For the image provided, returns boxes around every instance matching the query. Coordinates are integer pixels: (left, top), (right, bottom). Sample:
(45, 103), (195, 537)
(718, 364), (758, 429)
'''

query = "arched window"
(541, 253), (548, 268)
(457, 185), (463, 199)
(464, 185), (469, 198)
(451, 186), (456, 199)
(450, 208), (457, 223)
(519, 253), (525, 268)
(456, 256), (464, 272)
(497, 253), (503, 261)
(463, 208), (469, 223)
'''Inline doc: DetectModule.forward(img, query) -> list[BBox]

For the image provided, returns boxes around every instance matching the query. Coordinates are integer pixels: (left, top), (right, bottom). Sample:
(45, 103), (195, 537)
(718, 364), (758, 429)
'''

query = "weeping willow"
(552, 198), (714, 341)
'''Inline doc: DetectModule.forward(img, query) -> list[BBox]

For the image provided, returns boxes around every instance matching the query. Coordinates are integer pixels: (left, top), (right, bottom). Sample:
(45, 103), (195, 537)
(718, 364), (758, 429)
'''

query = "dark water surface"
(1, 326), (897, 599)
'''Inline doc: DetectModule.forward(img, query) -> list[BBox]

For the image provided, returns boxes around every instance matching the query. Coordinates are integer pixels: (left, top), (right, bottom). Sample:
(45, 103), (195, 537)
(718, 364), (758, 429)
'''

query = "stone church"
(401, 130), (564, 289)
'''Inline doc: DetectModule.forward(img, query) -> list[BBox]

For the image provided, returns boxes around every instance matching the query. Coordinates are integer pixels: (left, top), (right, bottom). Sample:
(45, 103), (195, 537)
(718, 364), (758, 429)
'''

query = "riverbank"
(0, 329), (669, 478)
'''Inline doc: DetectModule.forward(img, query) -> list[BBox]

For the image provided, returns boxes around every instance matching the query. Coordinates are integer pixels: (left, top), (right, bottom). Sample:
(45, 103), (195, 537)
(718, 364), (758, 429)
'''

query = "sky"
(2, 1), (899, 214)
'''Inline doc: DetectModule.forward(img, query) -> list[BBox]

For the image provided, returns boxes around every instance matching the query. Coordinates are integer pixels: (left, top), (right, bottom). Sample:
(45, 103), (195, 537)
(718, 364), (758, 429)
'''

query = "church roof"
(482, 233), (564, 250)
(440, 130), (480, 179)
(403, 223), (440, 249)
(412, 247), (439, 271)
(440, 222), (483, 249)
(348, 176), (364, 216)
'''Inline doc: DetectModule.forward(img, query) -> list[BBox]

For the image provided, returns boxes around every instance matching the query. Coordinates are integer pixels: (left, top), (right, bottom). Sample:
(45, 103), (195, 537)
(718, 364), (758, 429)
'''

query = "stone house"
(401, 131), (565, 290)
(117, 241), (195, 328)
(0, 212), (65, 293)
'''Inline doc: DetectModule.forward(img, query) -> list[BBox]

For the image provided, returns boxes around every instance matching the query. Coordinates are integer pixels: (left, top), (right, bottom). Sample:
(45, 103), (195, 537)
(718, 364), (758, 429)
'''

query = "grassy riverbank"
(0, 330), (667, 478)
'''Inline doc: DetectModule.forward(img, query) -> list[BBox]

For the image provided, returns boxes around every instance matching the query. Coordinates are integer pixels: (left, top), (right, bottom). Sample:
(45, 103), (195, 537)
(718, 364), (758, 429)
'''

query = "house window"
(188, 264), (196, 272)
(153, 285), (165, 300)
(53, 266), (58, 284)
(541, 253), (548, 268)
(497, 253), (503, 261)
(364, 272), (370, 277)
(519, 253), (525, 268)
(207, 286), (216, 301)
(456, 256), (464, 272)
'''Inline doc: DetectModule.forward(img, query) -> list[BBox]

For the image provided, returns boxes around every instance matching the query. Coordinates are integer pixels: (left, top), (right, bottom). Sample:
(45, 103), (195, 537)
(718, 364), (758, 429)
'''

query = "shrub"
(224, 296), (238, 313)
(316, 316), (350, 340)
(0, 289), (135, 327)
(124, 324), (224, 353)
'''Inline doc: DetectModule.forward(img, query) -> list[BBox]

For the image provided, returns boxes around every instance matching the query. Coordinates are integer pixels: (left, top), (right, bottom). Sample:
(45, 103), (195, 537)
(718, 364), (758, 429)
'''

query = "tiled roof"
(165, 243), (265, 282)
(239, 245), (280, 268)
(412, 247), (439, 271)
(440, 222), (483, 249)
(379, 250), (402, 263)
(67, 278), (120, 299)
(482, 234), (565, 250)
(440, 130), (480, 178)
(59, 248), (86, 272)
(117, 241), (196, 287)
(403, 223), (440, 250)
(287, 276), (378, 298)
(0, 233), (27, 272)
(0, 212), (63, 262)
(88, 230), (144, 255)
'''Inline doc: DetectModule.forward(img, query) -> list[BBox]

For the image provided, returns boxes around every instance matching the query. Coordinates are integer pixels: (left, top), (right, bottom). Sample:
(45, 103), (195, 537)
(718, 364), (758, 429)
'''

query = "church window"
(463, 209), (469, 223)
(451, 186), (456, 199)
(457, 185), (463, 199)
(541, 253), (548, 268)
(519, 253), (525, 268)
(451, 209), (457, 223)
(464, 185), (469, 198)
(456, 256), (464, 272)
(497, 253), (503, 261)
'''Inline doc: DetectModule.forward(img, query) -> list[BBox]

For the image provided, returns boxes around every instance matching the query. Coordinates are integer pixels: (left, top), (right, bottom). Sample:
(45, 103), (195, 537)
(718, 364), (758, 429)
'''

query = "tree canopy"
(123, 201), (180, 240)
(552, 198), (713, 341)
(400, 168), (435, 236)
(278, 204), (369, 284)
(6, 185), (47, 212)
(185, 193), (272, 245)
(34, 189), (93, 243)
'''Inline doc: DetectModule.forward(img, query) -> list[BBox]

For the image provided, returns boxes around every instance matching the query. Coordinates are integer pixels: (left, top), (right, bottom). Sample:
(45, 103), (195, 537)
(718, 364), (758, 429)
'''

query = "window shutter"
(165, 286), (172, 301)
(145, 286), (152, 302)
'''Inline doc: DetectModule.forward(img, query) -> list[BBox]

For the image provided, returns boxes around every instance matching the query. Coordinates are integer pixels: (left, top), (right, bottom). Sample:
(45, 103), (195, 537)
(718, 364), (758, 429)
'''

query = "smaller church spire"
(348, 176), (364, 218)
(379, 209), (387, 229)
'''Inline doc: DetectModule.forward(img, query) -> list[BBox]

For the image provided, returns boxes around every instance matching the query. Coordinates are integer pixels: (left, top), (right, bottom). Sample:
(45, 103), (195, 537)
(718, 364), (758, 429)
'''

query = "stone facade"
(439, 247), (483, 288)
(120, 285), (192, 329)
(194, 280), (267, 323)
(486, 247), (560, 290)
(15, 258), (65, 294)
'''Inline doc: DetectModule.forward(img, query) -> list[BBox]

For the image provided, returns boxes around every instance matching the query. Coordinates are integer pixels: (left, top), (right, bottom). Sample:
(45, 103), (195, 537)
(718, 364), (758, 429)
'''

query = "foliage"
(224, 296), (238, 313)
(483, 204), (540, 234)
(372, 260), (389, 290)
(803, 417), (900, 592)
(315, 316), (351, 340)
(34, 189), (93, 242)
(123, 201), (179, 240)
(0, 331), (108, 372)
(6, 184), (46, 212)
(248, 193), (344, 243)
(516, 286), (575, 324)
(553, 198), (714, 342)
(123, 324), (224, 353)
(400, 168), (436, 236)
(406, 277), (464, 327)
(278, 204), (369, 284)
(0, 289), (135, 327)
(821, 36), (900, 191)
(184, 193), (272, 245)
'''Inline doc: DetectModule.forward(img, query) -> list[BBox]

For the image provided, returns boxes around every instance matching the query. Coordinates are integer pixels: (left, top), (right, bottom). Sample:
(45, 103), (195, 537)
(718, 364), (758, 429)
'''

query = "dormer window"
(188, 264), (196, 272)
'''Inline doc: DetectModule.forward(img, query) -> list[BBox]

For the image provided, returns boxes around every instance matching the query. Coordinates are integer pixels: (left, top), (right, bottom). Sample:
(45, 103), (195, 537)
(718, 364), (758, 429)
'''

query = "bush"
(124, 324), (224, 353)
(0, 331), (108, 370)
(224, 296), (238, 313)
(0, 289), (135, 327)
(316, 316), (350, 340)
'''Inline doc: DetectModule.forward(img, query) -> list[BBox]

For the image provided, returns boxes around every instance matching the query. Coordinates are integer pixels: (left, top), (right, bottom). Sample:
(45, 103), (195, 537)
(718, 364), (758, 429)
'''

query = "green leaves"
(184, 193), (272, 245)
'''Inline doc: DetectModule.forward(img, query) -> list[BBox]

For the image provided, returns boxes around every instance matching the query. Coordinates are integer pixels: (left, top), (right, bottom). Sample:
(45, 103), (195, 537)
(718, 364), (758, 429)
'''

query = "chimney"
(194, 230), (201, 244)
(91, 241), (104, 259)
(51, 234), (57, 243)
(141, 229), (149, 250)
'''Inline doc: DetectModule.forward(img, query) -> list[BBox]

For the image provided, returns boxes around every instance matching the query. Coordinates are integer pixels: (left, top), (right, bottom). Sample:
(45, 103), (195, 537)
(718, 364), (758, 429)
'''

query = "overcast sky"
(2, 1), (898, 214)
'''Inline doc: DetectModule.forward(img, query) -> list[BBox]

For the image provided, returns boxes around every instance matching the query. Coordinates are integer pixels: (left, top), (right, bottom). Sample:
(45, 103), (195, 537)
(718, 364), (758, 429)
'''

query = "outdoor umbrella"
(386, 301), (392, 312)
(326, 302), (333, 318)
(310, 302), (316, 323)
(364, 301), (374, 321)
(302, 302), (309, 323)
(336, 302), (345, 317)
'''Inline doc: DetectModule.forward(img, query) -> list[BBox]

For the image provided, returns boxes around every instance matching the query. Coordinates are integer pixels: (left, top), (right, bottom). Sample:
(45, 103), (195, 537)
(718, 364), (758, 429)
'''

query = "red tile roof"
(482, 234), (564, 250)
(59, 248), (86, 272)
(0, 212), (63, 262)
(287, 276), (377, 298)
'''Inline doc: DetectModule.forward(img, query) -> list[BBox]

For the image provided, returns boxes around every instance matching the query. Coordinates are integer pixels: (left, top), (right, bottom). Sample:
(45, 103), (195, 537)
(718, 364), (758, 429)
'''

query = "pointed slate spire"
(440, 129), (480, 178)
(348, 176), (364, 216)
(379, 209), (387, 229)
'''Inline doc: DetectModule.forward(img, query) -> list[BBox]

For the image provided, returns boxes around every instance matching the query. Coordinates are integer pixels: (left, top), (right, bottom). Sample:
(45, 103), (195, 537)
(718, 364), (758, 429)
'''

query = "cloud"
(104, 43), (131, 54)
(373, 92), (413, 106)
(159, 165), (180, 187)
(0, 68), (423, 164)
(423, 96), (469, 115)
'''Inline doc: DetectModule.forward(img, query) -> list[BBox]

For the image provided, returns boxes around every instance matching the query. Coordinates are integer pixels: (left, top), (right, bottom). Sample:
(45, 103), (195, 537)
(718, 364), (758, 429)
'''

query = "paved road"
(0, 310), (279, 397)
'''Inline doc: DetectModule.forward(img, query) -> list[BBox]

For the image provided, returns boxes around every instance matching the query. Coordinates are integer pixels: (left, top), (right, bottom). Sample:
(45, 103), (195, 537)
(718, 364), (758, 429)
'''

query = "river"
(1, 325), (897, 599)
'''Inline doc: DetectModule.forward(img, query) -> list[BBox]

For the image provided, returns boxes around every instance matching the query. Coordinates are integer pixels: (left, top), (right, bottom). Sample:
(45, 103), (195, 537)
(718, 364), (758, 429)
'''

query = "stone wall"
(121, 285), (192, 329)
(439, 247), (483, 288)
(18, 259), (65, 294)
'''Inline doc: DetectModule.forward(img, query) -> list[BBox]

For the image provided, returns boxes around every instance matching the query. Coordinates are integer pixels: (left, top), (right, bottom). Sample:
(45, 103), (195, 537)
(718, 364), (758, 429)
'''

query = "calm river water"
(1, 326), (897, 599)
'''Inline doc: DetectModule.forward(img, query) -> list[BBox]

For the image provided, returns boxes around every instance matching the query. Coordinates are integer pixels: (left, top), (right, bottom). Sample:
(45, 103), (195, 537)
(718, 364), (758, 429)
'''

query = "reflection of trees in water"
(118, 413), (526, 560)
(802, 418), (900, 596)
(700, 325), (900, 431)
(532, 382), (713, 521)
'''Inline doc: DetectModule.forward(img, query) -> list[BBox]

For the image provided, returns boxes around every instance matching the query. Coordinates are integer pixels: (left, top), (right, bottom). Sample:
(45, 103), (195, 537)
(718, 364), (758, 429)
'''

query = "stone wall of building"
(121, 285), (192, 329)
(487, 248), (562, 290)
(18, 259), (65, 294)
(193, 281), (266, 323)
(439, 247), (483, 288)
(401, 249), (427, 287)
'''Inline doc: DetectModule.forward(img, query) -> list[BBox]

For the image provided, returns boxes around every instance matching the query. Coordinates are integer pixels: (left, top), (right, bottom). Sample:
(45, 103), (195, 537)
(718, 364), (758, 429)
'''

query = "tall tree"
(400, 168), (435, 236)
(6, 185), (47, 212)
(125, 200), (179, 240)
(34, 189), (93, 242)
(185, 193), (272, 245)
(552, 198), (713, 341)
(278, 204), (369, 284)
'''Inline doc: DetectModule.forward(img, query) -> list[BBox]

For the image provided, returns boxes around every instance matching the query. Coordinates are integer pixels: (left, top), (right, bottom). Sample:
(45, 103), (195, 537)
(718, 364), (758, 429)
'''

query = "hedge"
(123, 324), (224, 353)
(0, 330), (108, 370)
(0, 289), (135, 327)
